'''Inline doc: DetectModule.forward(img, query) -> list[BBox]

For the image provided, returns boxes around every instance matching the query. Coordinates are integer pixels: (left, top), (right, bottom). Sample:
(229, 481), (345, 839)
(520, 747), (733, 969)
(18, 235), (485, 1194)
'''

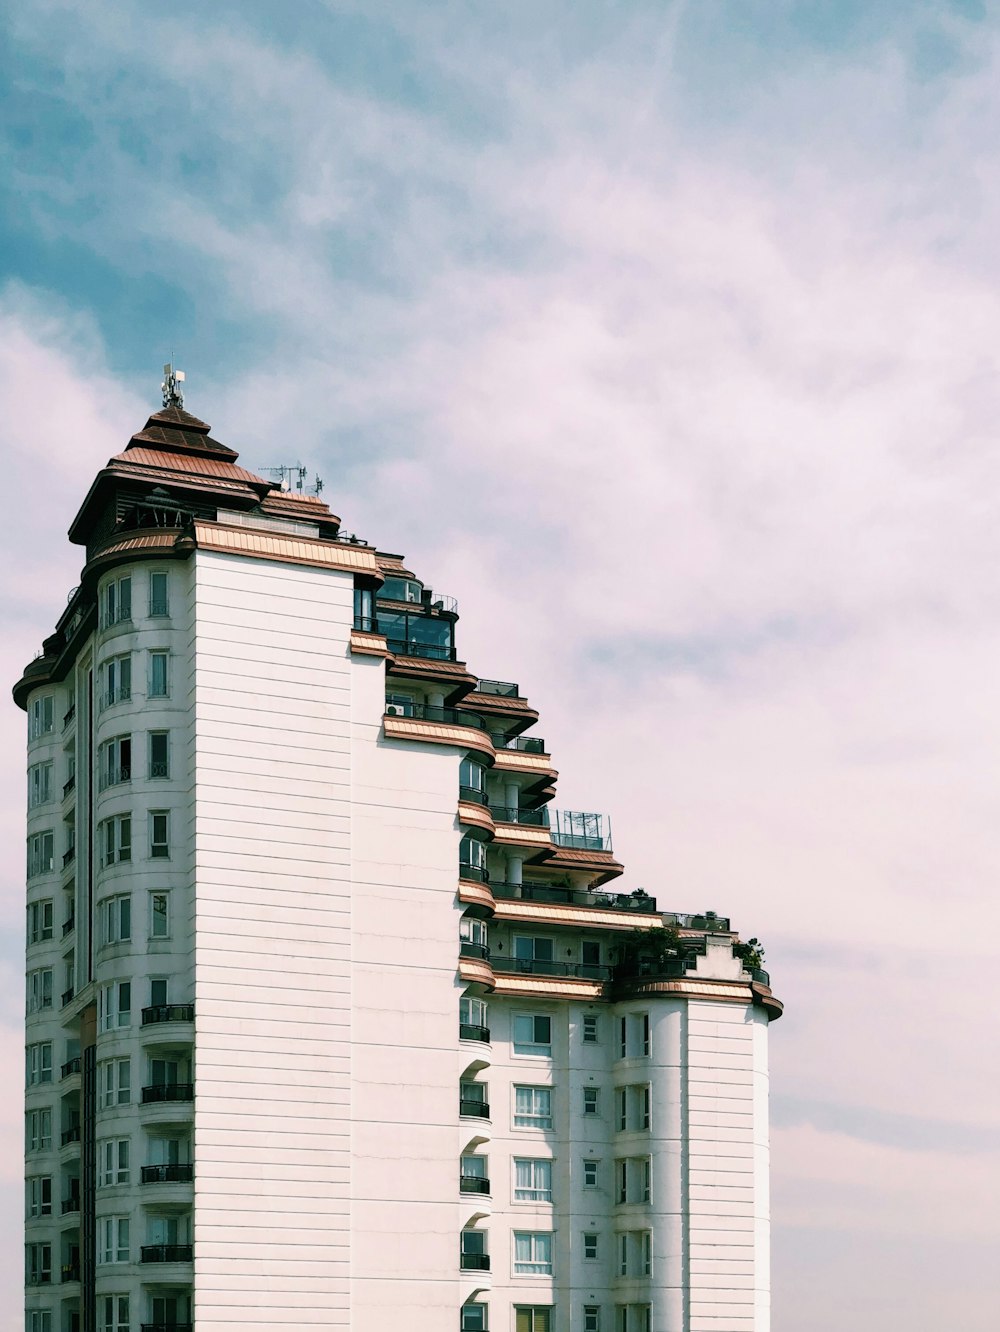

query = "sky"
(2, 0), (1000, 1326)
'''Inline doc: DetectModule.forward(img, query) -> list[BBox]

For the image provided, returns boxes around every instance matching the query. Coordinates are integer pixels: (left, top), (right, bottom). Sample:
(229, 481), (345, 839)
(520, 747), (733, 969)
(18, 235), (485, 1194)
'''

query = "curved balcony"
(459, 1023), (490, 1044)
(459, 941), (490, 961)
(386, 703), (488, 731)
(141, 1163), (194, 1184)
(460, 1096), (491, 1119)
(495, 958), (611, 981)
(459, 862), (489, 884)
(61, 1197), (80, 1216)
(61, 1057), (81, 1078)
(459, 785), (490, 807)
(141, 1083), (194, 1104)
(459, 1253), (491, 1271)
(141, 1244), (193, 1264)
(61, 1126), (81, 1146)
(460, 1175), (491, 1195)
(491, 733), (546, 754)
(142, 1004), (194, 1025)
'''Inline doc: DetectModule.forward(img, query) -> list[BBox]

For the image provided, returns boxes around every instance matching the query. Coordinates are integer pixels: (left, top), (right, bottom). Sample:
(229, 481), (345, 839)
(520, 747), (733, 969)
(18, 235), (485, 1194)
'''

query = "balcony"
(141, 1244), (193, 1264)
(459, 1097), (490, 1119)
(750, 966), (771, 986)
(62, 847), (75, 869)
(459, 785), (490, 806)
(100, 688), (131, 710)
(489, 805), (549, 827)
(663, 910), (730, 932)
(385, 703), (489, 731)
(61, 988), (75, 1007)
(460, 1253), (491, 1271)
(386, 638), (456, 662)
(142, 1004), (194, 1025)
(60, 1263), (79, 1283)
(459, 941), (490, 961)
(550, 809), (612, 852)
(62, 705), (76, 730)
(474, 679), (520, 697)
(61, 1126), (81, 1146)
(492, 734), (546, 753)
(61, 1057), (81, 1078)
(491, 881), (657, 913)
(26, 1273), (52, 1287)
(141, 1084), (194, 1104)
(62, 774), (76, 798)
(459, 1023), (490, 1043)
(61, 916), (75, 937)
(459, 862), (489, 884)
(496, 958), (611, 981)
(61, 1197), (80, 1215)
(141, 1163), (194, 1184)
(99, 766), (131, 790)
(460, 1176), (491, 1195)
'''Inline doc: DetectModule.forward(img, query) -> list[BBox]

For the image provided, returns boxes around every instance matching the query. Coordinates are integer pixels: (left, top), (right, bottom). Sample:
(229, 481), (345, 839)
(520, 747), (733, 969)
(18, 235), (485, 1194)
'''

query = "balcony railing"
(385, 703), (488, 731)
(460, 1176), (491, 1194)
(99, 766), (131, 790)
(459, 785), (489, 806)
(385, 638), (457, 662)
(61, 1126), (81, 1146)
(100, 688), (131, 710)
(613, 957), (696, 982)
(149, 598), (170, 617)
(474, 679), (520, 697)
(459, 1097), (490, 1119)
(459, 1023), (490, 1043)
(141, 1084), (194, 1104)
(62, 847), (75, 868)
(61, 1057), (81, 1078)
(492, 734), (546, 753)
(460, 1252), (491, 1271)
(62, 774), (76, 798)
(26, 1273), (52, 1286)
(142, 1004), (194, 1025)
(489, 805), (549, 827)
(459, 862), (489, 884)
(61, 988), (75, 1007)
(141, 1163), (194, 1184)
(459, 940), (490, 961)
(141, 1244), (193, 1263)
(490, 881), (657, 912)
(61, 1197), (80, 1215)
(62, 705), (76, 730)
(496, 958), (612, 981)
(60, 1263), (80, 1282)
(550, 809), (613, 852)
(662, 910), (730, 932)
(749, 966), (771, 986)
(149, 762), (170, 779)
(61, 916), (75, 937)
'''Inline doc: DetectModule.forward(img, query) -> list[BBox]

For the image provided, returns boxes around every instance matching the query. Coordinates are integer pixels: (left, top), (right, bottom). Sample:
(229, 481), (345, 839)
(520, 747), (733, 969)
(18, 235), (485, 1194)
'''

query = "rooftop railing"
(550, 809), (612, 852)
(474, 679), (520, 697)
(490, 882), (657, 913)
(492, 734), (547, 754)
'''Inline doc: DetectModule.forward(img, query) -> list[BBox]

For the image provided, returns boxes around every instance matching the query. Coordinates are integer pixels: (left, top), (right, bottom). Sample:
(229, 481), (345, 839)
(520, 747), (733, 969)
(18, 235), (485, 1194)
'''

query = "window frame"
(513, 1156), (553, 1203)
(514, 1085), (553, 1130)
(150, 810), (170, 859)
(148, 570), (169, 618)
(582, 1014), (599, 1044)
(513, 1230), (553, 1277)
(148, 650), (169, 699)
(513, 1012), (553, 1057)
(28, 761), (52, 808)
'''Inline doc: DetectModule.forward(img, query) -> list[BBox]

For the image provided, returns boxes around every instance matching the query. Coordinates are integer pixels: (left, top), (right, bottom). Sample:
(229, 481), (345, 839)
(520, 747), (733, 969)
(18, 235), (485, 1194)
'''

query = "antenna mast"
(161, 363), (186, 408)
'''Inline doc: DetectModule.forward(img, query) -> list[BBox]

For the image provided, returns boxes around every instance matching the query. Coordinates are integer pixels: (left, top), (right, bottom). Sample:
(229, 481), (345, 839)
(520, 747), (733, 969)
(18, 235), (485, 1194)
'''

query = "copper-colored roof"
(127, 407), (239, 460)
(110, 448), (269, 487)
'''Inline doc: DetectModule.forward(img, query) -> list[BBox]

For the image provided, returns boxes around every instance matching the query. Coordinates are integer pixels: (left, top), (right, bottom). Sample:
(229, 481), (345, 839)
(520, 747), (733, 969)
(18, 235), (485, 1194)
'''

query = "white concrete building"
(17, 397), (782, 1332)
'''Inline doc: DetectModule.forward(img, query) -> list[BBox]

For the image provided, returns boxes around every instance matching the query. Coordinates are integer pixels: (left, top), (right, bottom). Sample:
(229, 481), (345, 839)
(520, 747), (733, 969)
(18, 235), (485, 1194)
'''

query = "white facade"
(19, 404), (781, 1332)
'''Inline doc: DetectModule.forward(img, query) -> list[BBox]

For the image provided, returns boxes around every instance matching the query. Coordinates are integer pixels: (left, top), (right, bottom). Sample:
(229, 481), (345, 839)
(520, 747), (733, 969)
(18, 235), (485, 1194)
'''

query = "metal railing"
(149, 762), (170, 779)
(61, 1126), (81, 1145)
(459, 1252), (490, 1271)
(459, 941), (490, 961)
(386, 703), (489, 731)
(61, 988), (74, 1007)
(62, 775), (76, 797)
(61, 1197), (80, 1214)
(663, 910), (730, 932)
(100, 688), (131, 710)
(495, 958), (611, 981)
(61, 1057), (81, 1078)
(62, 917), (75, 937)
(493, 734), (546, 753)
(460, 1176), (491, 1194)
(489, 805), (549, 827)
(459, 863), (489, 884)
(459, 785), (489, 806)
(98, 765), (131, 790)
(141, 1083), (194, 1104)
(62, 847), (75, 868)
(490, 882), (657, 912)
(141, 1163), (194, 1183)
(149, 598), (170, 617)
(474, 679), (520, 697)
(62, 705), (76, 730)
(459, 1097), (490, 1119)
(385, 638), (457, 662)
(142, 1004), (194, 1025)
(459, 1023), (490, 1043)
(550, 809), (612, 852)
(140, 1244), (193, 1263)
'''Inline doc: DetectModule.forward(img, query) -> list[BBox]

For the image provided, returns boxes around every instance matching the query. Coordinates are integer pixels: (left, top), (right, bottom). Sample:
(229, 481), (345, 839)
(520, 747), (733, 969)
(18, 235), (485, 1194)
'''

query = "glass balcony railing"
(491, 734), (546, 753)
(550, 809), (612, 852)
(474, 679), (520, 697)
(489, 805), (549, 827)
(459, 1096), (490, 1119)
(142, 1004), (194, 1025)
(385, 703), (489, 730)
(141, 1084), (194, 1104)
(459, 1023), (490, 1043)
(491, 882), (657, 913)
(460, 1176), (491, 1194)
(141, 1164), (194, 1184)
(141, 1244), (193, 1264)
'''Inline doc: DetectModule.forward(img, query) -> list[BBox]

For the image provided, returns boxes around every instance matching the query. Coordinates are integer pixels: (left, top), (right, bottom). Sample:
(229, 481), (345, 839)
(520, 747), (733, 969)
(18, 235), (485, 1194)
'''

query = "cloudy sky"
(3, 0), (1000, 1326)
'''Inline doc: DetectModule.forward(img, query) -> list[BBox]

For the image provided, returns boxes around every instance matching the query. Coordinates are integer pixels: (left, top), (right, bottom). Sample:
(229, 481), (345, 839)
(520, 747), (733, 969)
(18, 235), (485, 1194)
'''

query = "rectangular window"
(581, 939), (601, 971)
(583, 1232), (598, 1260)
(27, 1312), (52, 1332)
(513, 1231), (553, 1276)
(617, 1159), (628, 1205)
(25, 1175), (52, 1217)
(99, 981), (131, 1032)
(640, 1013), (650, 1057)
(26, 968), (53, 1013)
(584, 1310), (600, 1332)
(514, 1158), (553, 1202)
(28, 696), (54, 739)
(101, 1295), (130, 1332)
(28, 762), (52, 808)
(583, 1087), (600, 1116)
(616, 1084), (651, 1133)
(460, 996), (488, 1035)
(25, 1042), (53, 1085)
(98, 736), (131, 789)
(149, 977), (169, 1007)
(150, 891), (170, 938)
(616, 1155), (652, 1206)
(461, 1305), (488, 1332)
(25, 1242), (52, 1285)
(150, 810), (170, 858)
(26, 1108), (51, 1152)
(100, 576), (132, 629)
(513, 1014), (552, 1057)
(619, 1016), (628, 1060)
(515, 1312), (551, 1332)
(616, 1232), (652, 1279)
(27, 899), (53, 944)
(583, 1159), (599, 1188)
(102, 654), (132, 709)
(101, 894), (131, 946)
(149, 730), (170, 779)
(513, 935), (555, 965)
(98, 1057), (131, 1109)
(582, 1014), (599, 1044)
(100, 814), (132, 867)
(27, 832), (54, 877)
(148, 651), (169, 698)
(149, 571), (169, 617)
(98, 1216), (130, 1264)
(616, 1308), (651, 1332)
(514, 1086), (552, 1129)
(98, 1138), (130, 1187)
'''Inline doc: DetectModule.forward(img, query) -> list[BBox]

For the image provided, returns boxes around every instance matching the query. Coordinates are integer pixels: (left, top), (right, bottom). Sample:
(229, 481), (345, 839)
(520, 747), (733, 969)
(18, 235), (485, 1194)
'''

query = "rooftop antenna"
(257, 463), (325, 496)
(161, 362), (186, 409)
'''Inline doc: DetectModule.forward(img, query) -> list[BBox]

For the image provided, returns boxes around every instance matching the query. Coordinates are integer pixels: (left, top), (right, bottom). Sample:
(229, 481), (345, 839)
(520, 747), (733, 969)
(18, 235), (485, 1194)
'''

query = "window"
(26, 1042), (53, 1086)
(27, 899), (53, 944)
(150, 891), (170, 939)
(583, 1159), (599, 1188)
(101, 894), (131, 946)
(513, 936), (554, 969)
(581, 939), (602, 974)
(98, 1216), (130, 1264)
(584, 1310), (601, 1332)
(514, 1158), (553, 1202)
(28, 696), (54, 739)
(514, 1086), (552, 1129)
(149, 1056), (183, 1089)
(615, 1309), (651, 1332)
(101, 654), (131, 709)
(460, 916), (488, 954)
(98, 736), (131, 789)
(381, 576), (423, 603)
(460, 1081), (488, 1116)
(583, 1233), (599, 1260)
(148, 651), (169, 698)
(583, 1014), (599, 1044)
(25, 1242), (51, 1285)
(26, 1108), (51, 1152)
(27, 832), (54, 877)
(515, 1312), (551, 1332)
(149, 730), (170, 779)
(148, 1135), (185, 1166)
(616, 1231), (652, 1278)
(26, 969), (53, 1013)
(460, 996), (488, 1038)
(27, 1312), (52, 1332)
(100, 576), (132, 629)
(25, 1175), (52, 1217)
(99, 981), (131, 1031)
(100, 815), (132, 867)
(28, 762), (52, 808)
(150, 810), (170, 858)
(640, 1013), (650, 1057)
(102, 1295), (129, 1332)
(616, 1084), (651, 1133)
(149, 570), (169, 617)
(583, 1087), (600, 1116)
(619, 1013), (651, 1059)
(98, 1058), (131, 1108)
(619, 1017), (627, 1060)
(461, 1305), (488, 1332)
(149, 977), (169, 1007)
(354, 585), (375, 630)
(513, 1014), (552, 1057)
(513, 1232), (553, 1276)
(459, 833), (487, 881)
(460, 1228), (488, 1269)
(461, 1154), (488, 1182)
(98, 1138), (130, 1187)
(459, 755), (487, 801)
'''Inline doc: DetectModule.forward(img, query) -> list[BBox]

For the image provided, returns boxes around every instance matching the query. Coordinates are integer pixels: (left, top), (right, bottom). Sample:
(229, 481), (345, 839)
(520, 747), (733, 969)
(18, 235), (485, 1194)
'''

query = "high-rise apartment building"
(17, 394), (782, 1332)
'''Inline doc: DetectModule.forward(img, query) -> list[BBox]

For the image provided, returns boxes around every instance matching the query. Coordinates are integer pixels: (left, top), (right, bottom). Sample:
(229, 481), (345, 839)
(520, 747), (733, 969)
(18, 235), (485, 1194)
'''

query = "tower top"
(161, 362), (186, 409)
